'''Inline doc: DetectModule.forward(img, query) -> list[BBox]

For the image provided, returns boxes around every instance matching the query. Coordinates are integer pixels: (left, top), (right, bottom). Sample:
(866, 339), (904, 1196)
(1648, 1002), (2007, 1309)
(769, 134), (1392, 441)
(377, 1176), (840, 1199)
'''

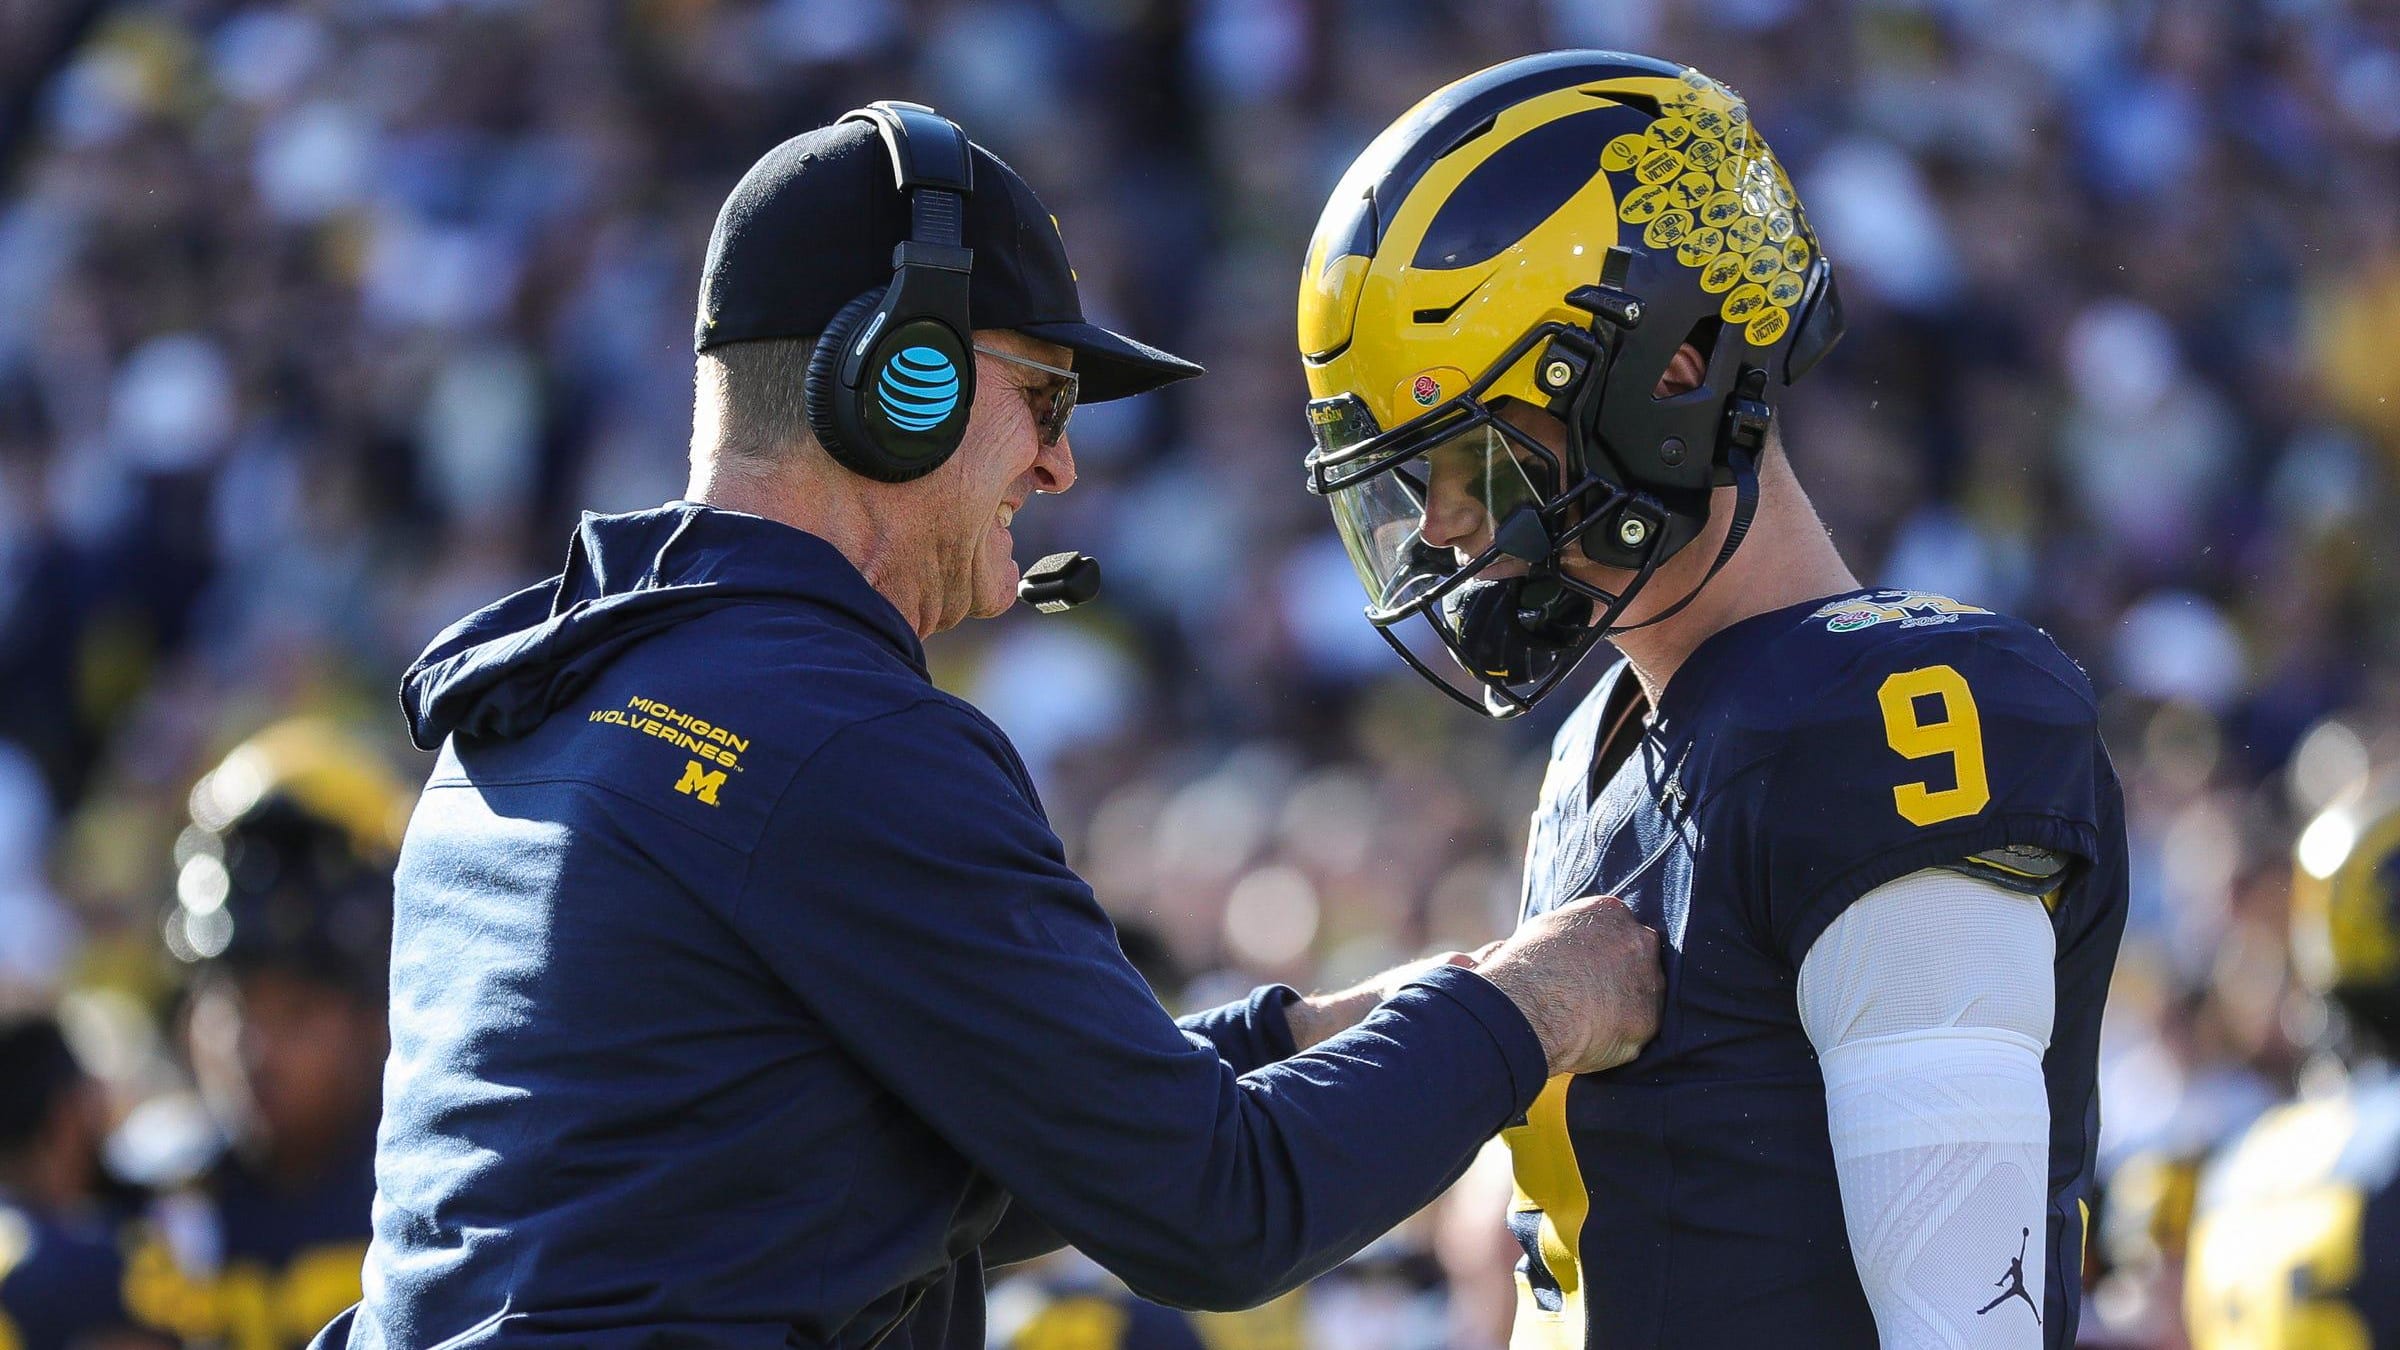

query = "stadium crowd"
(1, 0), (2397, 1346)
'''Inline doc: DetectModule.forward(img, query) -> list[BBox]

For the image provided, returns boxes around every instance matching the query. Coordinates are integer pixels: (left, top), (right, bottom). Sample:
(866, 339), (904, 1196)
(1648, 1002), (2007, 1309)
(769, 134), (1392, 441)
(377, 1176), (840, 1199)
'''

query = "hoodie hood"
(401, 504), (923, 750)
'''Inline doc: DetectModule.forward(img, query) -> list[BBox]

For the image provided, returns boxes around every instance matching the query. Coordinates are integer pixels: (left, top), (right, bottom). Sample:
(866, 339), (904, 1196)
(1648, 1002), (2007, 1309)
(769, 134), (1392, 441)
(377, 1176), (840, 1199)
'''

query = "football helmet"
(1298, 52), (1844, 716)
(2292, 779), (2400, 1050)
(165, 718), (408, 997)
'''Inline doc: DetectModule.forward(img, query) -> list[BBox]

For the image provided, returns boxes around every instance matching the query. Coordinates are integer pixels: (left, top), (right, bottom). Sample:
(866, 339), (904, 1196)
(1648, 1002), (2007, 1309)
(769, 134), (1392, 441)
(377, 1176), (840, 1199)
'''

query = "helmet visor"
(1323, 420), (1546, 622)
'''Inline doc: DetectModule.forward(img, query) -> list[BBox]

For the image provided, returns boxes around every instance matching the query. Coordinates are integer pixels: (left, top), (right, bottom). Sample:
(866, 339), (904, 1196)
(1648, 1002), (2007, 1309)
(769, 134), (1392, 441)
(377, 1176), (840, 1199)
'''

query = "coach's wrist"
(1476, 960), (1572, 1073)
(1285, 952), (1479, 1051)
(1475, 896), (1662, 1078)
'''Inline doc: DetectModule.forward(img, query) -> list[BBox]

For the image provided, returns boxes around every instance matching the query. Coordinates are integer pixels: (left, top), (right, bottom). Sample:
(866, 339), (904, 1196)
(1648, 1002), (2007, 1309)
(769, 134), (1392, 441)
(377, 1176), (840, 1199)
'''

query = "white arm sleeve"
(1798, 868), (2056, 1350)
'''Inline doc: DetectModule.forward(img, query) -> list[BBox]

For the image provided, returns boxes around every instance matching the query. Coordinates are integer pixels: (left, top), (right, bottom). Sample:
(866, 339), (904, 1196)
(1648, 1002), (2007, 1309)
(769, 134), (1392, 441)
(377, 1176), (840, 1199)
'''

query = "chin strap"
(1599, 361), (1772, 636)
(1602, 439), (1759, 636)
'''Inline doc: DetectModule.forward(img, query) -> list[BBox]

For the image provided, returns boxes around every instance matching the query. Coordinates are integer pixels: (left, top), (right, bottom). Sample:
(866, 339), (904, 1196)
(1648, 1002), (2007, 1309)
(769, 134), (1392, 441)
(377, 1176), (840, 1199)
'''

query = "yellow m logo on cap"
(675, 760), (726, 806)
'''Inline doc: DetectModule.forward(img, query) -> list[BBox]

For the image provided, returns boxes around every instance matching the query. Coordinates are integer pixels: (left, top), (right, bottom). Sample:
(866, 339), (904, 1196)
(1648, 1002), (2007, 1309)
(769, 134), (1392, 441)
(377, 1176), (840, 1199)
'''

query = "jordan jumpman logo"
(1975, 1227), (2041, 1324)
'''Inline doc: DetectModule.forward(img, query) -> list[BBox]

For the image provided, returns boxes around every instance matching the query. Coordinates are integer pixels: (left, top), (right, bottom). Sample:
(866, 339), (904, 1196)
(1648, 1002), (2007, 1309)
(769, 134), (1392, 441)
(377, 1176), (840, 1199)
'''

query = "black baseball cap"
(695, 117), (1202, 404)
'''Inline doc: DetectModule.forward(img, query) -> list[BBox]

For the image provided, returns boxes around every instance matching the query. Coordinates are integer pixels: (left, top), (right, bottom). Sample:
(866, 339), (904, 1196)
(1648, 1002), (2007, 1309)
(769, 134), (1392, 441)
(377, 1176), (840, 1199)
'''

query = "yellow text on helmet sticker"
(1643, 210), (1694, 249)
(1721, 283), (1770, 325)
(1645, 117), (1693, 149)
(1600, 134), (1645, 171)
(1618, 183), (1670, 223)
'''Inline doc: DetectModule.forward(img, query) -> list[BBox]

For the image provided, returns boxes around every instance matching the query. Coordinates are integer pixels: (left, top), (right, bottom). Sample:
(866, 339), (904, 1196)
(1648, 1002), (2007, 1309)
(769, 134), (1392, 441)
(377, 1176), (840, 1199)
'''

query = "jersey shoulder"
(1724, 589), (2096, 741)
(1704, 591), (2115, 963)
(1707, 589), (2104, 830)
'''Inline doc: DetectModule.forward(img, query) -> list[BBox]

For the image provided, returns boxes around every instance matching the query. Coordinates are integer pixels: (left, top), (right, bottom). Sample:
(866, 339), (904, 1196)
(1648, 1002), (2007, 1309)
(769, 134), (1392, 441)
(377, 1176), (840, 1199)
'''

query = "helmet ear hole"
(1684, 316), (1723, 364)
(1651, 319), (1722, 402)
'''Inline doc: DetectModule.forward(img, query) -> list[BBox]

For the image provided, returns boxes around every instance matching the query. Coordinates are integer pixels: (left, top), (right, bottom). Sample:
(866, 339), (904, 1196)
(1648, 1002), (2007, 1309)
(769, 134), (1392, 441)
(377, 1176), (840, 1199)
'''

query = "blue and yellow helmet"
(165, 718), (409, 998)
(1299, 52), (1843, 715)
(2293, 780), (2400, 1046)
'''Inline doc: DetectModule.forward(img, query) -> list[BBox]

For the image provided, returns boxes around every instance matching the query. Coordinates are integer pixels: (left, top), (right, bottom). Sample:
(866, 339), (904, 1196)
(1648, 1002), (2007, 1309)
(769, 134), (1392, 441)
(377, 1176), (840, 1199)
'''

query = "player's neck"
(1608, 454), (1858, 707)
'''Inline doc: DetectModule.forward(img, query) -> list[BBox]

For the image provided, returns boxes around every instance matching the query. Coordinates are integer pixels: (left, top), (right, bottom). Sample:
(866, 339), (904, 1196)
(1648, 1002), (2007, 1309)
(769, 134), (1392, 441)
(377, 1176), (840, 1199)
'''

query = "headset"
(802, 101), (978, 483)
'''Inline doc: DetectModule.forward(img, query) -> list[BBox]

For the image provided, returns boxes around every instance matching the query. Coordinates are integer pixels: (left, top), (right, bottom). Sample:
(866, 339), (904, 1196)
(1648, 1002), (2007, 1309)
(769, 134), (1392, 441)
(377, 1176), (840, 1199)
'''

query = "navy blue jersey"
(2186, 1070), (2400, 1346)
(994, 1263), (1209, 1350)
(124, 1130), (375, 1349)
(1508, 588), (2127, 1349)
(0, 1195), (148, 1350)
(1006, 1292), (1205, 1350)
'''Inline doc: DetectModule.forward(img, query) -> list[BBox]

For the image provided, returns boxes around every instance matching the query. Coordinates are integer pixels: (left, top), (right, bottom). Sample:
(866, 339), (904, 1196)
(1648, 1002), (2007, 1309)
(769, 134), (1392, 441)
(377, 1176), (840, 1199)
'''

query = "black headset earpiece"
(804, 292), (891, 470)
(801, 101), (978, 483)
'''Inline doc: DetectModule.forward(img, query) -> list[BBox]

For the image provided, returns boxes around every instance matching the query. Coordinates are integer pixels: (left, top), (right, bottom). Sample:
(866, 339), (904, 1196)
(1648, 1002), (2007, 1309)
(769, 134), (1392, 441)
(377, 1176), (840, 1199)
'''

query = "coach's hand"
(1478, 896), (1661, 1076)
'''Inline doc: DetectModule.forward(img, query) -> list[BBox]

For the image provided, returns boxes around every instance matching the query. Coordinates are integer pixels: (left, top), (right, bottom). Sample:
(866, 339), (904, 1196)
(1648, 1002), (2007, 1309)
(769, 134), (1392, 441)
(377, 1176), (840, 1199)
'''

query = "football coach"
(309, 103), (1660, 1350)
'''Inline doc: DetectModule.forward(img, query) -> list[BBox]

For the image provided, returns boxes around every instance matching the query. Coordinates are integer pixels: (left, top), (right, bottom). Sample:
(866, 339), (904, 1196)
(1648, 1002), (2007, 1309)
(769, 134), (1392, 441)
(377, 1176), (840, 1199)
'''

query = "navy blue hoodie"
(317, 504), (1545, 1349)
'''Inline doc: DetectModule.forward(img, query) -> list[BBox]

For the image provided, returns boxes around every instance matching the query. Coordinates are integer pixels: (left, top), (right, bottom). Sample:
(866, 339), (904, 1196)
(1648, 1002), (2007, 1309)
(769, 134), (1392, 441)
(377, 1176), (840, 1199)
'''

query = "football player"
(1298, 53), (2128, 1347)
(122, 719), (403, 1350)
(2185, 778), (2400, 1346)
(0, 1011), (173, 1350)
(988, 1253), (1209, 1350)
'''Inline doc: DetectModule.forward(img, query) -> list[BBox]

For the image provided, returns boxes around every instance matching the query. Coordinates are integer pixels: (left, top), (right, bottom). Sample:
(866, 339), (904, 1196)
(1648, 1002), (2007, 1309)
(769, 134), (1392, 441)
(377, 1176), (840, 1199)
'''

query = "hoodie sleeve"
(731, 700), (1546, 1312)
(1176, 985), (1301, 1075)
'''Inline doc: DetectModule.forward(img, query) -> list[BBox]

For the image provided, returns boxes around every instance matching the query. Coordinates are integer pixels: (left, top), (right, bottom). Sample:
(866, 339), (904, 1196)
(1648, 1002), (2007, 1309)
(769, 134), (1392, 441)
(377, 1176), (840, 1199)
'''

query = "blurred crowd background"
(1, 0), (2397, 1346)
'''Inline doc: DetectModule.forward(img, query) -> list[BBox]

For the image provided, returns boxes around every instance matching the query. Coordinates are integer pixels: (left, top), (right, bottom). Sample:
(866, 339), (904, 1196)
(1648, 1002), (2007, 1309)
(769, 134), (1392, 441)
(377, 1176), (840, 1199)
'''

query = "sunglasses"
(973, 344), (1078, 446)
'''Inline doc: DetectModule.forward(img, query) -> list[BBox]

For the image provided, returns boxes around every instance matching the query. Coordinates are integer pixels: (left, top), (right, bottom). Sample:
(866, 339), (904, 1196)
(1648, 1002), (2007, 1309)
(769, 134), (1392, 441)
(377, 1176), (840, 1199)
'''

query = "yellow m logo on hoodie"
(674, 760), (726, 806)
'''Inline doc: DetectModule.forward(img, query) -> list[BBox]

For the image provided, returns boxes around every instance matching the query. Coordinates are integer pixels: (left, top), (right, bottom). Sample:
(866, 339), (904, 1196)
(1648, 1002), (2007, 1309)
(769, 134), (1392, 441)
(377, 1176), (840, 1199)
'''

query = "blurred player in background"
(1301, 53), (2128, 1347)
(0, 1011), (171, 1350)
(2185, 780), (2400, 1347)
(121, 720), (402, 1350)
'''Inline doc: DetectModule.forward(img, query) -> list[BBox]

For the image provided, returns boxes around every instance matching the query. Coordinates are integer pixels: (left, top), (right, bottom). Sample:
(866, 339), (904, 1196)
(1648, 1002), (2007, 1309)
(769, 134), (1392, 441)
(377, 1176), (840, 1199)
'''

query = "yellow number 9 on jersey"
(1877, 665), (1990, 826)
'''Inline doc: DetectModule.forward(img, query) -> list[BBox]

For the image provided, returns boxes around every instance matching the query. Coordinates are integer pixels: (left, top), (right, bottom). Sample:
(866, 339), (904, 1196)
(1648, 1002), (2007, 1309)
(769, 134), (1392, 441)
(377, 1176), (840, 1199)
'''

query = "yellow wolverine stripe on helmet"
(1300, 80), (1686, 437)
